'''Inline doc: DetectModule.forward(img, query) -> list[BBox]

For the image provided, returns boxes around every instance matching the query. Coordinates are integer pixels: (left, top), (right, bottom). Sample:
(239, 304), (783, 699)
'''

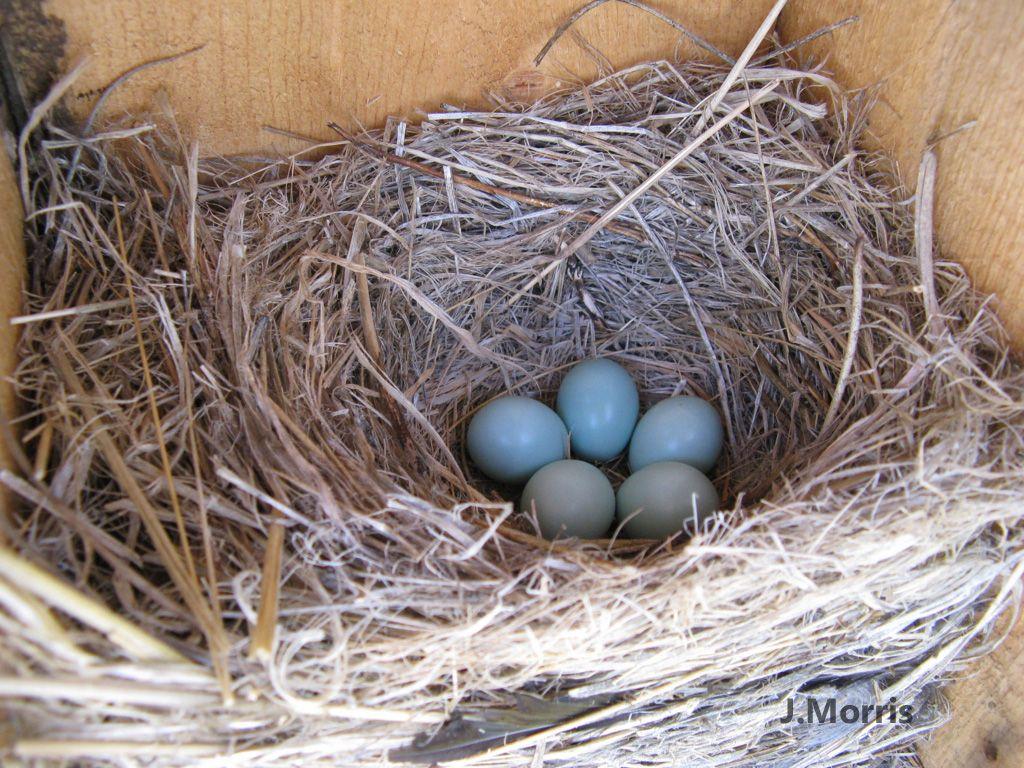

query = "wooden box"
(1, 2), (1021, 764)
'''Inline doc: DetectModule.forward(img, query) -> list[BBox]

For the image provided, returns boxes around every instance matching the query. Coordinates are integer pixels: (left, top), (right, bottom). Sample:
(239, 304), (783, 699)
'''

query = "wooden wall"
(45, 0), (776, 150)
(0, 150), (22, 509)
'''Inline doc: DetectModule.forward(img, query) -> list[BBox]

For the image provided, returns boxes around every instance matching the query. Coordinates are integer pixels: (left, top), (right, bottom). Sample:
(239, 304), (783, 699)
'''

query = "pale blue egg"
(615, 461), (719, 539)
(521, 460), (615, 540)
(467, 396), (568, 484)
(556, 359), (639, 462)
(628, 395), (723, 473)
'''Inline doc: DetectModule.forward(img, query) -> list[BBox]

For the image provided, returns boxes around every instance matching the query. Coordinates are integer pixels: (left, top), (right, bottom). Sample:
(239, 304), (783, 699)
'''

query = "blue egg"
(521, 460), (615, 540)
(628, 396), (723, 473)
(467, 396), (568, 484)
(556, 359), (639, 462)
(615, 461), (719, 539)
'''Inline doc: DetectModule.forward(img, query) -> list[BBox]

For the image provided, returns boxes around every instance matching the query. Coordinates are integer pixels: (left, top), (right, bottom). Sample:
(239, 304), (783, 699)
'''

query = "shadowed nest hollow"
(4, 38), (1024, 768)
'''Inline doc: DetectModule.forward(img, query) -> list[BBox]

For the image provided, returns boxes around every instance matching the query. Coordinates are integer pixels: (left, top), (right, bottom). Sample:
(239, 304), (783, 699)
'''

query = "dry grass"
(2, 20), (1024, 768)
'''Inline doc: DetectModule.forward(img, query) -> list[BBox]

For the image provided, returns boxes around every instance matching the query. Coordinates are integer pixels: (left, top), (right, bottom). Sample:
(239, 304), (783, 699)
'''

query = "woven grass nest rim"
(3, 11), (1024, 768)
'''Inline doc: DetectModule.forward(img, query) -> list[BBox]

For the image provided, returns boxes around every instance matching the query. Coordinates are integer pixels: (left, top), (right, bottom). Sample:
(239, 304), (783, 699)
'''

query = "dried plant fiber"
(2, 13), (1024, 768)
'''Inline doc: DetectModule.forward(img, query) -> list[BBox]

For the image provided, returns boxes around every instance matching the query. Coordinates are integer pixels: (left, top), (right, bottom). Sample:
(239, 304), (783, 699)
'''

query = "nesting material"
(3, 34), (1024, 768)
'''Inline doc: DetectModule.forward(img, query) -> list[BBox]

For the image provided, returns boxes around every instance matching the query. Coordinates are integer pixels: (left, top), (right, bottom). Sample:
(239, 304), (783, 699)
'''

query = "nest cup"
(4, 34), (1024, 768)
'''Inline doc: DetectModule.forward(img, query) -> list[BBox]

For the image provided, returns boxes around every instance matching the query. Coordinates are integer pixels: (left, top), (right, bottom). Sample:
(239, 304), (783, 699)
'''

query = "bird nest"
(3, 26), (1024, 768)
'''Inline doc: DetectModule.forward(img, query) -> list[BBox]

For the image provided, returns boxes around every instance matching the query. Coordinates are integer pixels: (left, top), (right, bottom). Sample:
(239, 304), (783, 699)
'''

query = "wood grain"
(0, 150), (24, 520)
(46, 0), (774, 152)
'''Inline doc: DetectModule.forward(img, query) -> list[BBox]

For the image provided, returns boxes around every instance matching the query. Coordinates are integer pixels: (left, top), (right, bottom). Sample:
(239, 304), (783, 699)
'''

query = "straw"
(3, 15), (1023, 767)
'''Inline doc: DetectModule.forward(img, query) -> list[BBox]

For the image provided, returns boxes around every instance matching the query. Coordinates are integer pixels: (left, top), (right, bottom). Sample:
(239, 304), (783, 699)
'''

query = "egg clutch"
(467, 359), (723, 541)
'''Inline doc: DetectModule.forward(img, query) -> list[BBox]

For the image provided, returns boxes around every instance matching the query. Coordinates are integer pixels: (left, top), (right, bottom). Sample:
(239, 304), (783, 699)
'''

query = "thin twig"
(821, 238), (864, 433)
(248, 521), (284, 662)
(534, 0), (733, 67)
(915, 150), (945, 339)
